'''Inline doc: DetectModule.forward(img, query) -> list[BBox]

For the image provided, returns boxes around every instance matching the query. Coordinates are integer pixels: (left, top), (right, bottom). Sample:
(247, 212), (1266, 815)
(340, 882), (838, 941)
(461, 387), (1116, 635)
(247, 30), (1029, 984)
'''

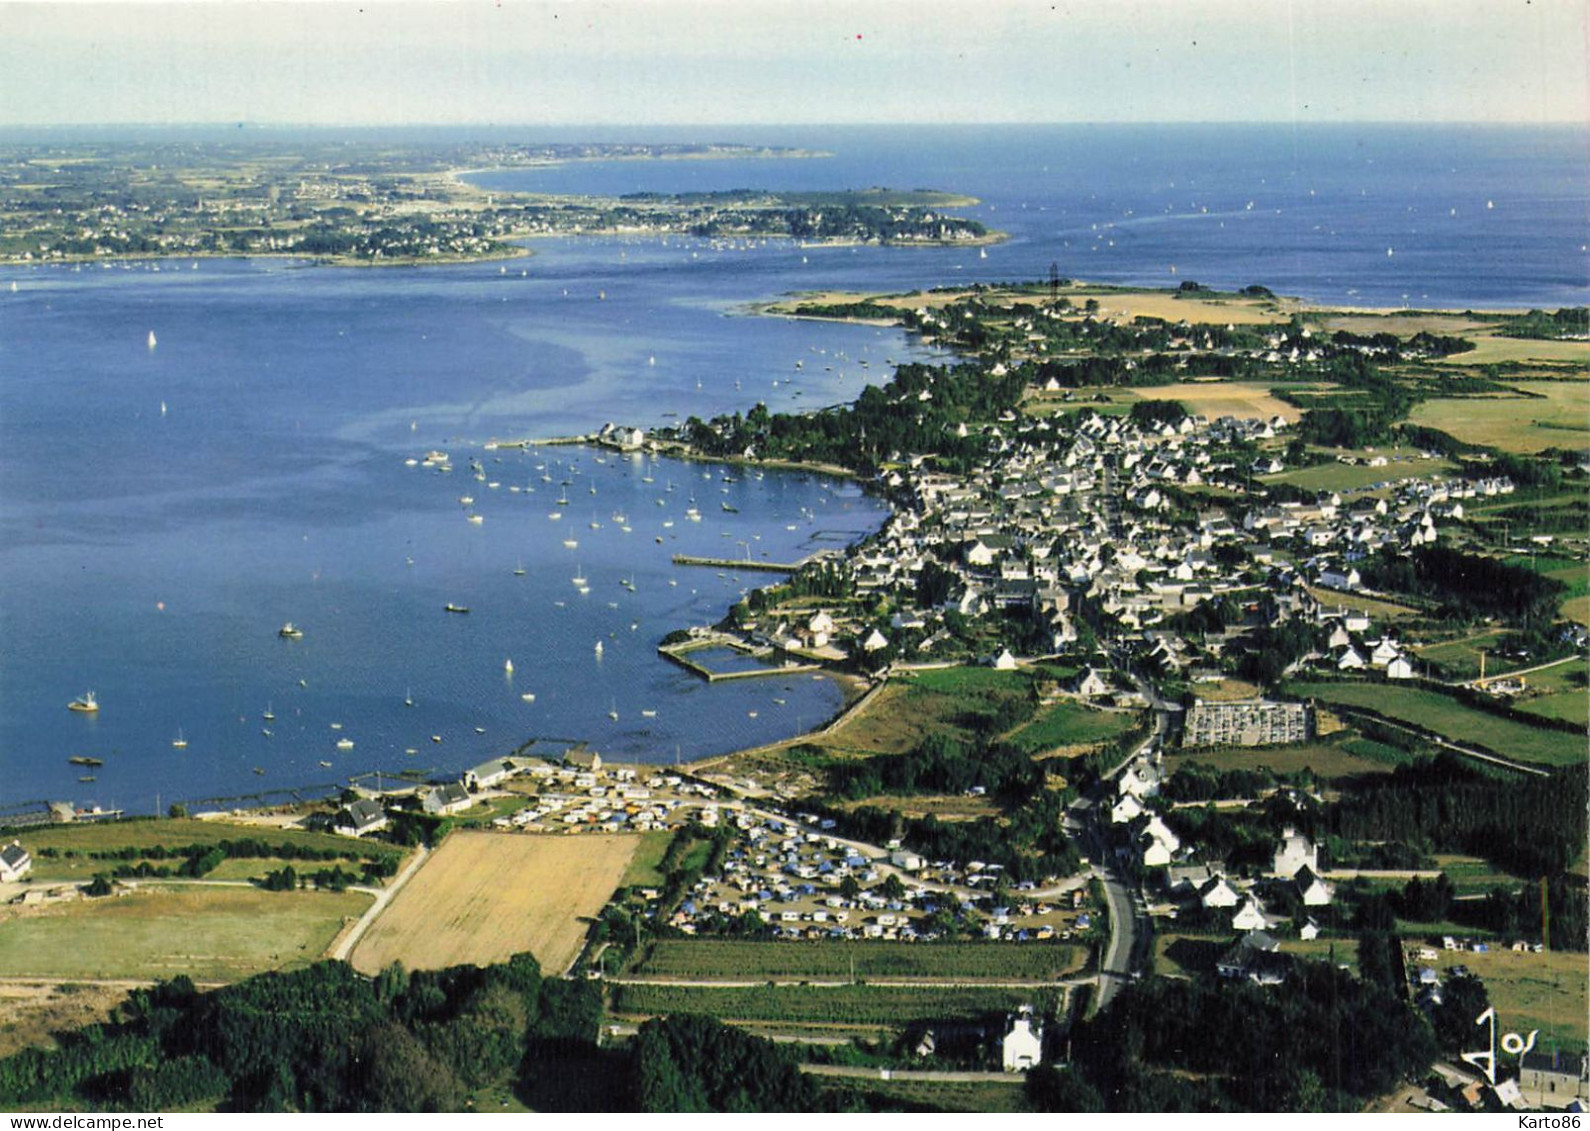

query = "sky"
(0, 0), (1585, 127)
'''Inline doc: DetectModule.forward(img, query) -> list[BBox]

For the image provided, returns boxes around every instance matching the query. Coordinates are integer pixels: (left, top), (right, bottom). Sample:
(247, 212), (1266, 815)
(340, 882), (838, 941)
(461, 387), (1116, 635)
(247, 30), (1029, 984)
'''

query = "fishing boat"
(278, 623), (303, 639)
(67, 755), (103, 766)
(444, 603), (470, 614)
(67, 691), (99, 713)
(319, 760), (333, 768)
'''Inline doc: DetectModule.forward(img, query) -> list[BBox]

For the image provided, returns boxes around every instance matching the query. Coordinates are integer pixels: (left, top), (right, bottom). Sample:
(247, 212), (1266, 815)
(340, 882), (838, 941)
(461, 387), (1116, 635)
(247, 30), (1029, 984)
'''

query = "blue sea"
(1, 124), (1585, 814)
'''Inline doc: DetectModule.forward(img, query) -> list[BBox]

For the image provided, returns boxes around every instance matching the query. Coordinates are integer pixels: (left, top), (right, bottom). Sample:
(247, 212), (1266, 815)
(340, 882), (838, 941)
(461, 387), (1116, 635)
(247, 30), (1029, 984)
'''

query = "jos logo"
(1461, 1006), (1539, 1085)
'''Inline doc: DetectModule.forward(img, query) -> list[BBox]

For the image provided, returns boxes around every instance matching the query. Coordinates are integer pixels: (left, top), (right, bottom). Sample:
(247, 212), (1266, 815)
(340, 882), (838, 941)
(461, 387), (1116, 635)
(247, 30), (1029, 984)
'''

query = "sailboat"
(608, 698), (619, 721)
(504, 658), (514, 674)
(147, 330), (157, 349)
(404, 688), (414, 707)
(172, 728), (188, 749)
(513, 561), (526, 576)
(262, 703), (275, 722)
(572, 563), (587, 587)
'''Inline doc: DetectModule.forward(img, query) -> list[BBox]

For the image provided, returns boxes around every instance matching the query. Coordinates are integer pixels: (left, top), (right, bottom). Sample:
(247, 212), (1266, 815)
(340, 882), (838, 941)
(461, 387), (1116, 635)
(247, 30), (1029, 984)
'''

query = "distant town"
(0, 138), (990, 265)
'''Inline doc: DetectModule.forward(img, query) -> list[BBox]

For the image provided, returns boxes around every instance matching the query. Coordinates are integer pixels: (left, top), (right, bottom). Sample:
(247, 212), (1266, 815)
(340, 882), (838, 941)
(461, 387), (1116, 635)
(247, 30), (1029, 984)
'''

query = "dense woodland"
(0, 956), (600, 1112)
(1331, 754), (1588, 888)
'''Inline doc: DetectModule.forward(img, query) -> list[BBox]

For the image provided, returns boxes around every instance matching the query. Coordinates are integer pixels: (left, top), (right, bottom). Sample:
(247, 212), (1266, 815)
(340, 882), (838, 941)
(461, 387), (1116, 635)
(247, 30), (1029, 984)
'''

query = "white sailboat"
(504, 658), (514, 674)
(172, 728), (188, 749)
(147, 330), (157, 349)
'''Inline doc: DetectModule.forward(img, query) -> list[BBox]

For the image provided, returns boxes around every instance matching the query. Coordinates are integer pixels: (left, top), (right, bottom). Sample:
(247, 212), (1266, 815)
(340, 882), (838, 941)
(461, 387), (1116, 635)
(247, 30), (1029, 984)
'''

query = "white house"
(1231, 897), (1268, 931)
(1385, 655), (1416, 680)
(1110, 793), (1144, 825)
(0, 841), (31, 882)
(1001, 1005), (1044, 1072)
(1074, 667), (1111, 698)
(1336, 646), (1366, 671)
(1198, 875), (1241, 909)
(1294, 866), (1334, 907)
(422, 782), (473, 816)
(1369, 637), (1403, 668)
(334, 798), (389, 838)
(991, 648), (1019, 671)
(861, 628), (890, 652)
(1299, 917), (1321, 941)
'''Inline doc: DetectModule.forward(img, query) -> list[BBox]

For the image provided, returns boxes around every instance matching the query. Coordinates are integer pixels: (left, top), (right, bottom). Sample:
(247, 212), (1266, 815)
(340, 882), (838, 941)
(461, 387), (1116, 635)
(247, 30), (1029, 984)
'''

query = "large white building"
(1001, 1005), (1044, 1072)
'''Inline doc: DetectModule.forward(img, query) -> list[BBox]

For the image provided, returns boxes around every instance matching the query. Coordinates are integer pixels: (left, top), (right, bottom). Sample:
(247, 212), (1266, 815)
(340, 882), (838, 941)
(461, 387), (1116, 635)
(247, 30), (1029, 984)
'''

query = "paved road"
(609, 975), (1093, 990)
(330, 844), (429, 962)
(799, 1064), (1024, 1084)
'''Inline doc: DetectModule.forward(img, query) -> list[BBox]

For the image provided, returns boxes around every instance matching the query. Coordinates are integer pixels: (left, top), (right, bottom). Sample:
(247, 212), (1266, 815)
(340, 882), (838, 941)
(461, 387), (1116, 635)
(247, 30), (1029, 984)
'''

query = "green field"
(14, 817), (403, 882)
(630, 939), (1080, 981)
(1411, 630), (1514, 680)
(619, 830), (676, 888)
(1266, 456), (1454, 493)
(821, 667), (1037, 756)
(1166, 740), (1398, 782)
(1286, 682), (1587, 766)
(610, 982), (1042, 1026)
(14, 817), (398, 859)
(1408, 381), (1590, 453)
(1155, 933), (1358, 979)
(0, 885), (371, 981)
(1431, 854), (1530, 895)
(1338, 738), (1420, 769)
(1423, 948), (1589, 1047)
(1509, 658), (1590, 729)
(1304, 586), (1423, 622)
(1008, 701), (1141, 755)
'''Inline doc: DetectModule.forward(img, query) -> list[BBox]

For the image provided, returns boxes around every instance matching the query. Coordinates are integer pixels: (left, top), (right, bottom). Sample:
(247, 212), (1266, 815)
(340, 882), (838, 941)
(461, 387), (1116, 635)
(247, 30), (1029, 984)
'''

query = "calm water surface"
(1, 124), (1584, 814)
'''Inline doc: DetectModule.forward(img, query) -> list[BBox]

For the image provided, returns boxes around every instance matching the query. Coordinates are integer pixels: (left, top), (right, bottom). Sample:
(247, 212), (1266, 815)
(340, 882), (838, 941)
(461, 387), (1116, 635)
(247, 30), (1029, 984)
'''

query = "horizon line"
(1, 119), (1586, 131)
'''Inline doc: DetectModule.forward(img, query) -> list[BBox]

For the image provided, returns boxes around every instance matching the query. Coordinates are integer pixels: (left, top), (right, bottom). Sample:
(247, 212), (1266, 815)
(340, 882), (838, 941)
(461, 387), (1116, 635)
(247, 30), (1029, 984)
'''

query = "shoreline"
(13, 265), (1581, 820)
